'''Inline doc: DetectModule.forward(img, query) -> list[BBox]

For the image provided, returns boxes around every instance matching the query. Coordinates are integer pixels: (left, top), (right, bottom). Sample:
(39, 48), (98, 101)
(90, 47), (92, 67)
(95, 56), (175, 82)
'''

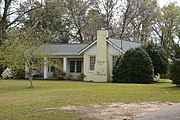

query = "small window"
(112, 56), (119, 67)
(90, 56), (96, 71)
(70, 61), (75, 73)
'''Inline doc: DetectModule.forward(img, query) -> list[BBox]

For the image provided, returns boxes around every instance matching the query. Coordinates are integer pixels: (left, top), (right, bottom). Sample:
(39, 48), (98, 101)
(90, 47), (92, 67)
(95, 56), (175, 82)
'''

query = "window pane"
(70, 61), (75, 73)
(76, 66), (82, 73)
(77, 61), (81, 66)
(90, 56), (96, 70)
(76, 61), (82, 73)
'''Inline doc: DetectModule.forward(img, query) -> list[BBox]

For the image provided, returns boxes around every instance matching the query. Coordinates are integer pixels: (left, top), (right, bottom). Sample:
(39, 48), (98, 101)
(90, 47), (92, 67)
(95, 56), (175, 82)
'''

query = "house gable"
(78, 41), (97, 55)
(107, 42), (123, 54)
(78, 38), (130, 55)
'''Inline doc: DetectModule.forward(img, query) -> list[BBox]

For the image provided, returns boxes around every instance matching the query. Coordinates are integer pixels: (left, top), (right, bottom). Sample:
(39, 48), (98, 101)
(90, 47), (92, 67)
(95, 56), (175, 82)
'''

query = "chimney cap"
(101, 28), (106, 30)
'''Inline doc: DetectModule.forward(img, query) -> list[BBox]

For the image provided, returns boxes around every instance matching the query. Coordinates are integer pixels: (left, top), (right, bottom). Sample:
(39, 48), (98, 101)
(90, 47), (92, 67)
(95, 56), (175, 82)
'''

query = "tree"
(112, 47), (154, 83)
(83, 9), (105, 42)
(20, 0), (71, 43)
(152, 3), (180, 54)
(0, 27), (50, 88)
(113, 0), (158, 43)
(170, 44), (180, 86)
(94, 0), (118, 37)
(0, 0), (43, 43)
(65, 0), (90, 43)
(142, 42), (168, 75)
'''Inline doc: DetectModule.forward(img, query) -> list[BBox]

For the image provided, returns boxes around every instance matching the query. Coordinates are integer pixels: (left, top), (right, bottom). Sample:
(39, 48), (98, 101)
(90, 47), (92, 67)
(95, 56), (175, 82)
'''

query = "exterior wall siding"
(83, 53), (96, 81)
(83, 40), (123, 82)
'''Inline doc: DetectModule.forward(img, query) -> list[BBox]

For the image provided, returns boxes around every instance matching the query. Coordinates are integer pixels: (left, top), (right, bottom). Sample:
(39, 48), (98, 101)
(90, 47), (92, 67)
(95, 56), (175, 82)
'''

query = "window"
(90, 56), (96, 71)
(69, 60), (82, 73)
(112, 56), (119, 67)
(76, 61), (82, 73)
(70, 61), (75, 73)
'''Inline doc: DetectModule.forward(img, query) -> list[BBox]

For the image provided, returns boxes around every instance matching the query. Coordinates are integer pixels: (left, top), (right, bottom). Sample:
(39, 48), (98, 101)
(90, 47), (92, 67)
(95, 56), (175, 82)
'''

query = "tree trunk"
(28, 74), (34, 88)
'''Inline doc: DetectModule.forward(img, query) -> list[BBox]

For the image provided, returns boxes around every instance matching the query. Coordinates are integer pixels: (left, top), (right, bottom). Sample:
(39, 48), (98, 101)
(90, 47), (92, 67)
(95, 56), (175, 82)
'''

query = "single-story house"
(39, 29), (140, 82)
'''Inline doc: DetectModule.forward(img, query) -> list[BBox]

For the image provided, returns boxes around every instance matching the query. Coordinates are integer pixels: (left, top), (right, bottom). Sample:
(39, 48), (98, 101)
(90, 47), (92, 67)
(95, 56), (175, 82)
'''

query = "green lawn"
(0, 79), (180, 120)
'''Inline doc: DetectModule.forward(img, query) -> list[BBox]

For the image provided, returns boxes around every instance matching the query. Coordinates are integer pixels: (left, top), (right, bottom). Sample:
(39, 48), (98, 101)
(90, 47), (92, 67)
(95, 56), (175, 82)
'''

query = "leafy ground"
(0, 79), (180, 120)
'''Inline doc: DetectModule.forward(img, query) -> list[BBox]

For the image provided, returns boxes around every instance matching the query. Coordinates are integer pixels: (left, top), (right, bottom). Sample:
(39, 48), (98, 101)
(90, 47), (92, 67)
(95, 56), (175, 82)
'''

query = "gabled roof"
(78, 38), (140, 55)
(77, 40), (97, 55)
(108, 38), (140, 52)
(41, 43), (88, 55)
(41, 38), (140, 56)
(106, 39), (125, 53)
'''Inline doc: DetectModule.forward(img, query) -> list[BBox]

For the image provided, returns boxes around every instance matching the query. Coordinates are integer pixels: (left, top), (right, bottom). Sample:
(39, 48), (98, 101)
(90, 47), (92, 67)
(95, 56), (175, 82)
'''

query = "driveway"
(134, 103), (180, 120)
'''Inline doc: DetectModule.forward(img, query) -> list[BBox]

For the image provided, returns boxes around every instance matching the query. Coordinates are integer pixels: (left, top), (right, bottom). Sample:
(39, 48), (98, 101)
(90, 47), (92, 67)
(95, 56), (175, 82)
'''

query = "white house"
(39, 29), (140, 82)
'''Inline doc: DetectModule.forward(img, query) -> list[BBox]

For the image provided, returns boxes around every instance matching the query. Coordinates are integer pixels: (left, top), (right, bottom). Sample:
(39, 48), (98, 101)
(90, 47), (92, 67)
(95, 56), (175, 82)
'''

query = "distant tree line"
(0, 0), (180, 45)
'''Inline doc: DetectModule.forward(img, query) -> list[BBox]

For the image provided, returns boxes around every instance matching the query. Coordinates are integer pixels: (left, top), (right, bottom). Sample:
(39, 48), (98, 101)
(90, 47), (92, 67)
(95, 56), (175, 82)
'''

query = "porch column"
(63, 57), (67, 73)
(44, 58), (48, 79)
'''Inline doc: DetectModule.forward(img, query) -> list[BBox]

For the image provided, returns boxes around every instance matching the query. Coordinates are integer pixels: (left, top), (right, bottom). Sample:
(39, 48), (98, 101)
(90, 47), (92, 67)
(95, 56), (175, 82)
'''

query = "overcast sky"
(158, 0), (180, 7)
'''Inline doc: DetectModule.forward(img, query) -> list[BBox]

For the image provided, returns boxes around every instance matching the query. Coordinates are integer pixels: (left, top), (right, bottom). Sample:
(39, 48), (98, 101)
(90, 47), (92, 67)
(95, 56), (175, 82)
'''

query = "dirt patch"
(41, 101), (173, 120)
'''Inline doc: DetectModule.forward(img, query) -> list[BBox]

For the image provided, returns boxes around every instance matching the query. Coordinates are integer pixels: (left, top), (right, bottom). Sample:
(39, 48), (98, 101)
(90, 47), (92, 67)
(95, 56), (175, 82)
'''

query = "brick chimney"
(94, 29), (108, 82)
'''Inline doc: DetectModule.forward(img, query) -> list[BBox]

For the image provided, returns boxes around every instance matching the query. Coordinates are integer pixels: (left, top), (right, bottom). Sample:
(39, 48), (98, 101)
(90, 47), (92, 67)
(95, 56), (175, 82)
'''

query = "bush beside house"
(112, 48), (154, 83)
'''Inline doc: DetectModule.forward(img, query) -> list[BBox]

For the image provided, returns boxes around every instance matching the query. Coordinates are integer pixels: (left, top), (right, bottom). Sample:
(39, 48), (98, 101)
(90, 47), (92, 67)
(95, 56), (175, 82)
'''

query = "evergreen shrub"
(142, 42), (168, 76)
(112, 48), (154, 83)
(170, 44), (180, 86)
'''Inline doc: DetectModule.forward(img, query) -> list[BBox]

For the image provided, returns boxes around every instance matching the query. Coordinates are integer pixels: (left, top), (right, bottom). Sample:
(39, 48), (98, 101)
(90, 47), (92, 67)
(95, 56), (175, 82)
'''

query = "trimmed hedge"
(112, 47), (154, 83)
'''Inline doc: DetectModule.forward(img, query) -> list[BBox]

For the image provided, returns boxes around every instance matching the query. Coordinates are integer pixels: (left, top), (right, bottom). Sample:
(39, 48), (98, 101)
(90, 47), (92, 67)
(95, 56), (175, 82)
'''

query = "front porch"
(42, 56), (84, 80)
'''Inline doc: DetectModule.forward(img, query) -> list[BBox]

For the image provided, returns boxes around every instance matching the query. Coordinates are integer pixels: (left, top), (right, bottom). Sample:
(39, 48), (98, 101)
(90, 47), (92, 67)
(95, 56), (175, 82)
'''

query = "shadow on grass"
(161, 85), (180, 90)
(153, 79), (172, 84)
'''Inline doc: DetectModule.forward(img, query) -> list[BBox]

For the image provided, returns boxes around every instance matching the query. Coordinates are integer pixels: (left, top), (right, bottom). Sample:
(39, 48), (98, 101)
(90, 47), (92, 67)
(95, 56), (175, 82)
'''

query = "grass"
(0, 79), (180, 120)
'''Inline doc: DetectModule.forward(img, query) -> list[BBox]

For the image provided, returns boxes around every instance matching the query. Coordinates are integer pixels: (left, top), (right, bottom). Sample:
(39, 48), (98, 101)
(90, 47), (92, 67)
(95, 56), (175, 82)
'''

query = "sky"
(158, 0), (180, 7)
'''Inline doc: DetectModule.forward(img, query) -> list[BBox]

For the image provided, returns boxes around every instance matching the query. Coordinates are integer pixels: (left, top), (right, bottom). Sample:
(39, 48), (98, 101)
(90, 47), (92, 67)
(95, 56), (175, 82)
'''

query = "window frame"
(89, 56), (96, 71)
(69, 60), (82, 73)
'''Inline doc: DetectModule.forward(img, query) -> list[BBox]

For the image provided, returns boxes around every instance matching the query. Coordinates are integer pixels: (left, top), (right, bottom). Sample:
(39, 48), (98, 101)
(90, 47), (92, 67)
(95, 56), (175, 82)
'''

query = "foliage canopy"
(0, 28), (50, 87)
(142, 42), (168, 75)
(170, 44), (180, 86)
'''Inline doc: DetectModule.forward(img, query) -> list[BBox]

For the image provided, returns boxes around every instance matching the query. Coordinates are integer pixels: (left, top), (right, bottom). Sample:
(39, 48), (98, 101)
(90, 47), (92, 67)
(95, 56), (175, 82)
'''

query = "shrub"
(112, 57), (121, 82)
(66, 73), (73, 80)
(170, 44), (180, 86)
(57, 70), (66, 80)
(170, 61), (180, 86)
(112, 48), (154, 83)
(77, 73), (86, 81)
(142, 42), (168, 76)
(12, 69), (25, 79)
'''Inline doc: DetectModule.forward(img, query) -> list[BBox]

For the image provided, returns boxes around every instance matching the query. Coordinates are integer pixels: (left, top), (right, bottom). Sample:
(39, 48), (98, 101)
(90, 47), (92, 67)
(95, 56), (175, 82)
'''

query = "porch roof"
(41, 44), (88, 55)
